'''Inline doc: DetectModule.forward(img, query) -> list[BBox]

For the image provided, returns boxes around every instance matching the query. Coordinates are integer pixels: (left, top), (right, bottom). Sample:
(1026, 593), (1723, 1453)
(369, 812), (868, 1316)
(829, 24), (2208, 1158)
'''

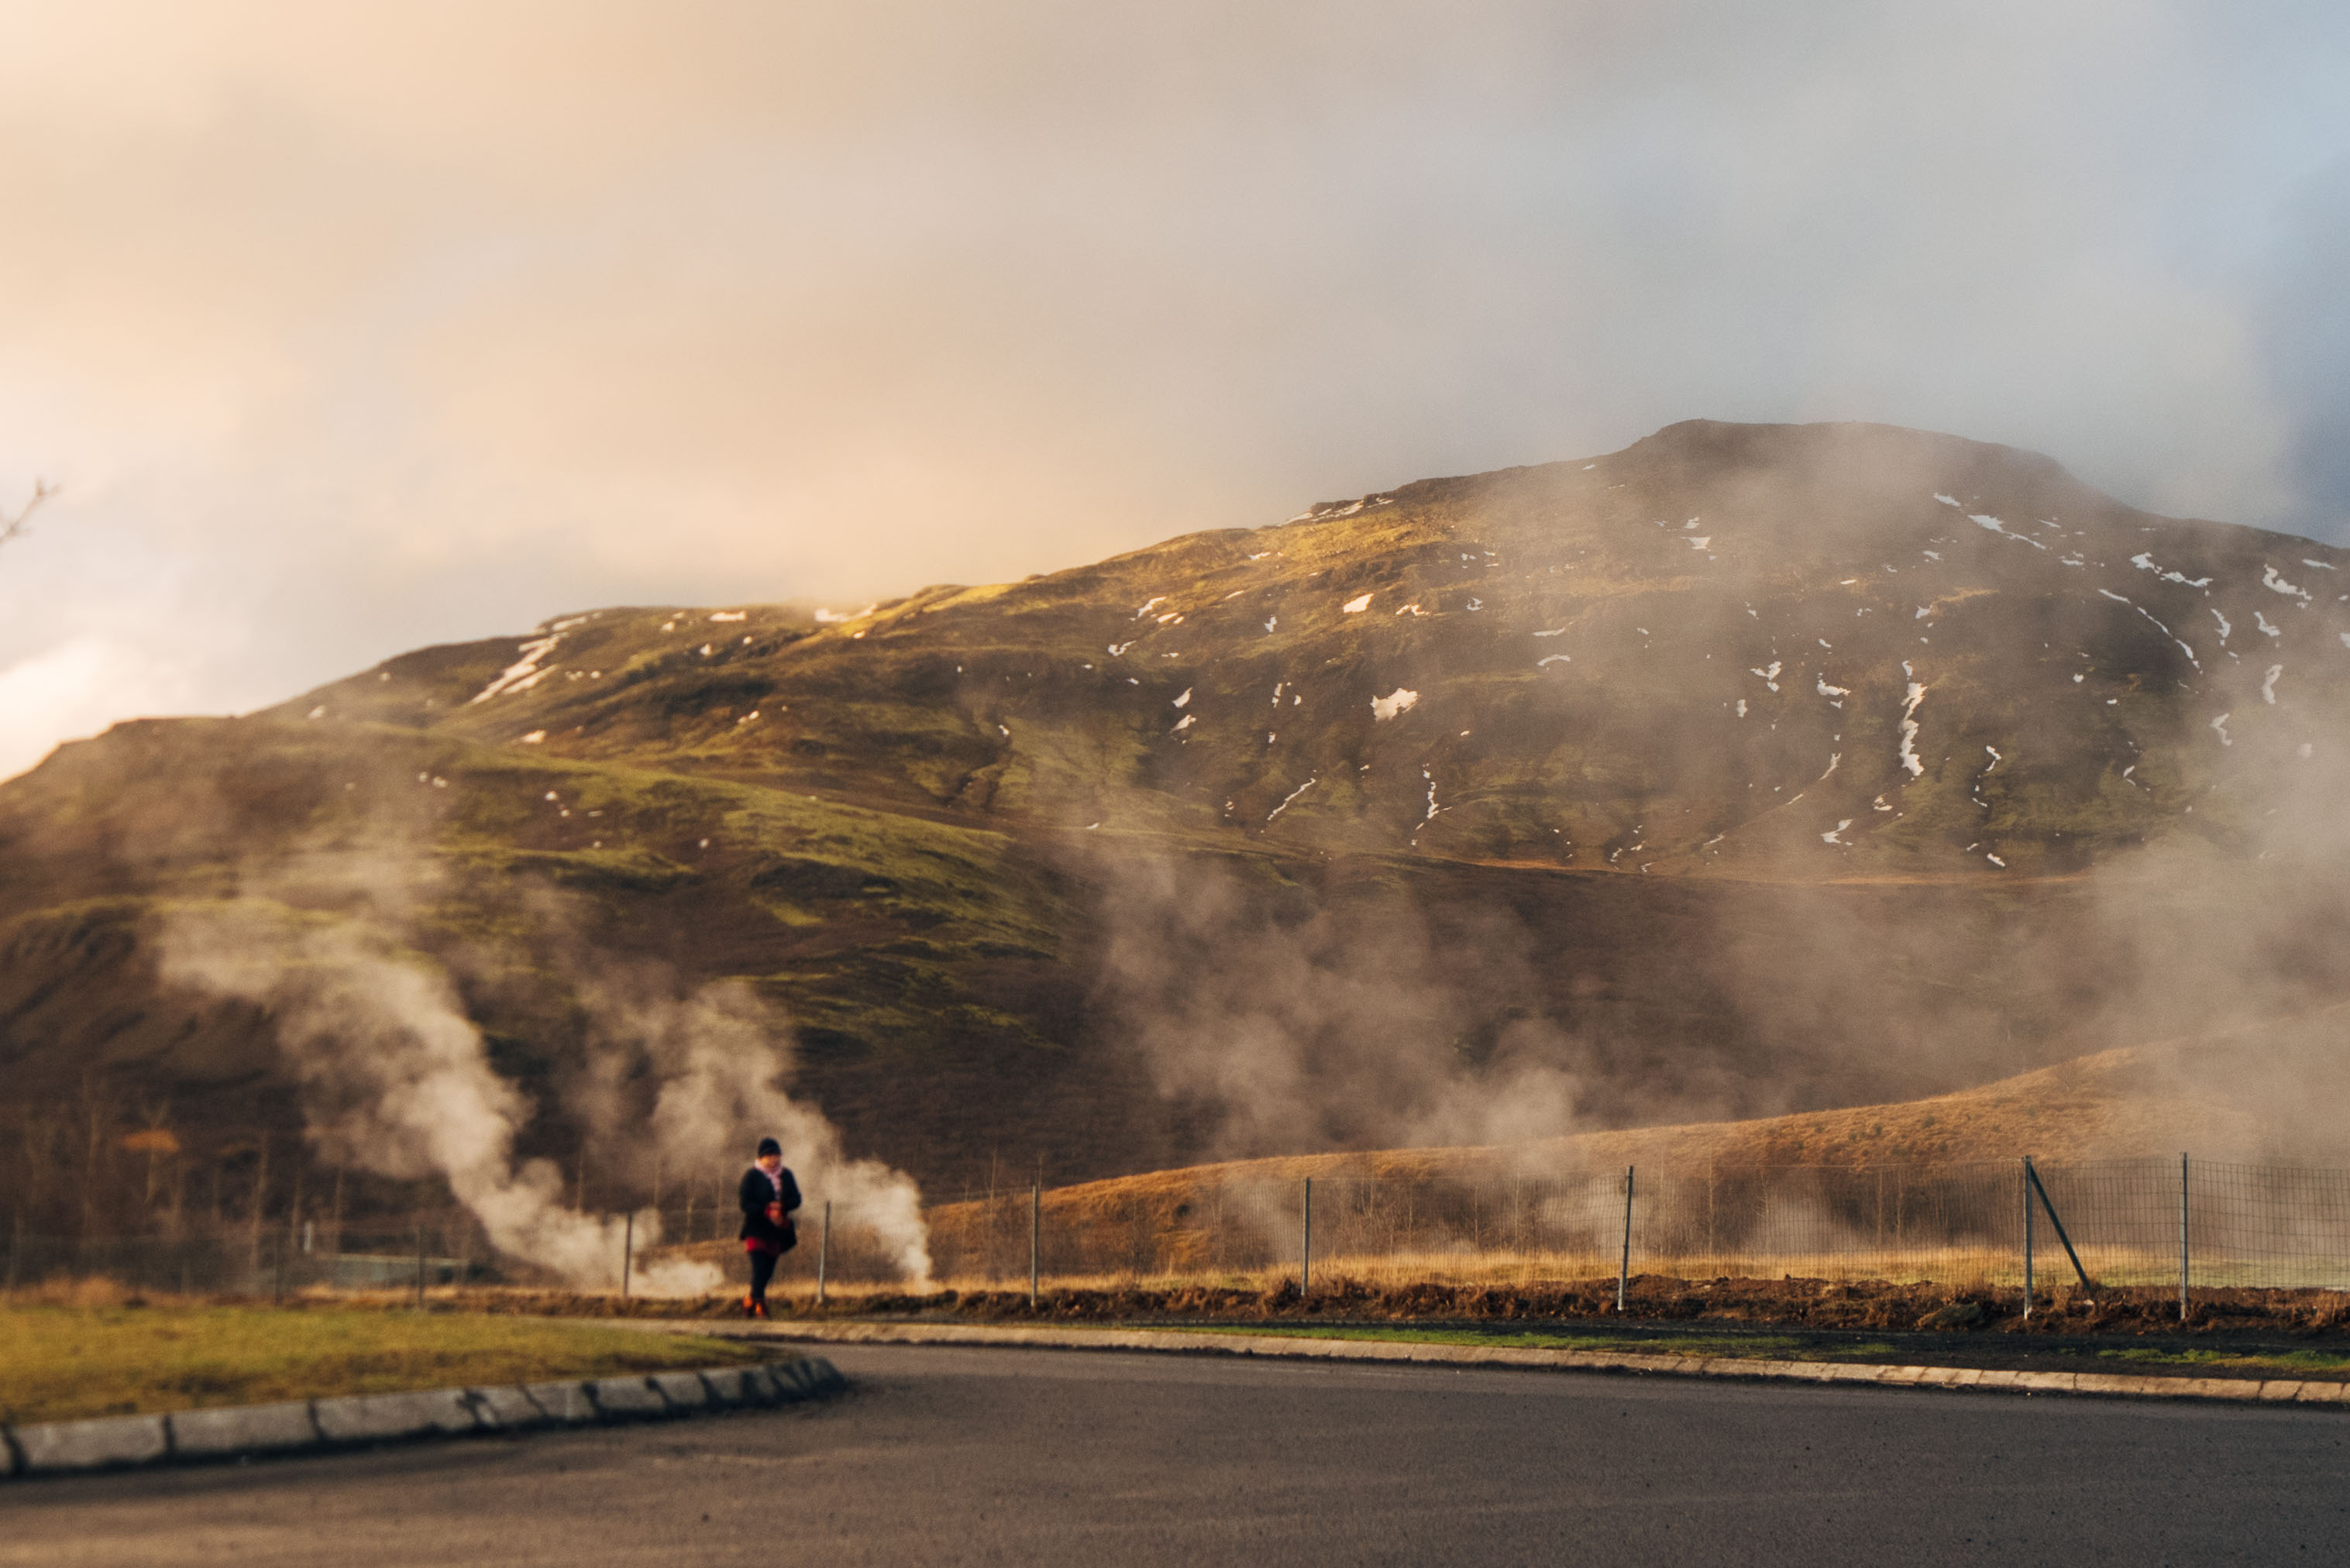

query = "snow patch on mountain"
(470, 635), (562, 703)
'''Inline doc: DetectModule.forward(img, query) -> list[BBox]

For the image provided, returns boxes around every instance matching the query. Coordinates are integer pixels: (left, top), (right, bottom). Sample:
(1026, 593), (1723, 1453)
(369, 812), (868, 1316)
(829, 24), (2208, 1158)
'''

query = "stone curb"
(664, 1319), (2350, 1409)
(0, 1358), (842, 1480)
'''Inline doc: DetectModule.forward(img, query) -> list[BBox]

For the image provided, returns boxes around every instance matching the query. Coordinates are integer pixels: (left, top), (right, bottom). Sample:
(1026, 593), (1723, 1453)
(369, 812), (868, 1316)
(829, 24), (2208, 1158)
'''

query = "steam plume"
(157, 899), (931, 1291)
(590, 977), (931, 1284)
(1092, 850), (1584, 1159)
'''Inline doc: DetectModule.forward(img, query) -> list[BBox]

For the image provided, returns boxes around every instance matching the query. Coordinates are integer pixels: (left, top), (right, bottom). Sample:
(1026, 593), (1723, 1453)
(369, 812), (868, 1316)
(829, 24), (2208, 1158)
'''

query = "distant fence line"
(2, 1217), (492, 1301)
(15, 1157), (2350, 1303)
(910, 1155), (2350, 1309)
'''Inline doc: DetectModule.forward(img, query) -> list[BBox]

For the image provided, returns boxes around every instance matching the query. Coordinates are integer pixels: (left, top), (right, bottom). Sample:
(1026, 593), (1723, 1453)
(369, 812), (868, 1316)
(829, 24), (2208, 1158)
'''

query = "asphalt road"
(8, 1343), (2350, 1566)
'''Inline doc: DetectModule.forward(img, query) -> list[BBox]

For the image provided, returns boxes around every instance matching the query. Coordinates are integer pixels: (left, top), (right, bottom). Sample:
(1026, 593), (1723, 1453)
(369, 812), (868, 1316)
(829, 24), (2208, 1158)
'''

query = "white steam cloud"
(594, 978), (931, 1285)
(157, 900), (931, 1293)
(1095, 852), (1584, 1158)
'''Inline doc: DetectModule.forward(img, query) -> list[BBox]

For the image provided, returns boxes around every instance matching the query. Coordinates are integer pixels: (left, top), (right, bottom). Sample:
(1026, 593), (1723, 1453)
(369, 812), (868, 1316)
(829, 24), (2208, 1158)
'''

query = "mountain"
(7, 419), (2349, 1236)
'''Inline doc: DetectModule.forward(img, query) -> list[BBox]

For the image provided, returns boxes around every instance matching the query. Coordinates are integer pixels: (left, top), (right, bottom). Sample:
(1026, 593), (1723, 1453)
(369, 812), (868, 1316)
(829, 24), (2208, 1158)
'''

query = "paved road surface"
(9, 1343), (2348, 1566)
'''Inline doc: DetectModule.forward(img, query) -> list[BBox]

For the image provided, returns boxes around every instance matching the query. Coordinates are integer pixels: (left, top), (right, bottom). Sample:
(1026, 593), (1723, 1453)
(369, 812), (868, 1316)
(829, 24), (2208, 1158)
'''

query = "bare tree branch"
(0, 479), (56, 552)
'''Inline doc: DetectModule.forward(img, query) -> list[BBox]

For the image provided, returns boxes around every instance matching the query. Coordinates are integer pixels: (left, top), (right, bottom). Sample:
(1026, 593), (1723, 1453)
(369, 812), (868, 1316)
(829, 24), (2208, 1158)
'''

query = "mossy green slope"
(293, 419), (2345, 879)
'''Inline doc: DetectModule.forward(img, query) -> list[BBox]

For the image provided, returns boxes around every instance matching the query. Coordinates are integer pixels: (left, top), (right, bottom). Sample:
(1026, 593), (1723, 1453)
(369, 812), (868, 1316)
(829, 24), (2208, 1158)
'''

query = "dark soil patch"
(482, 1274), (2350, 1382)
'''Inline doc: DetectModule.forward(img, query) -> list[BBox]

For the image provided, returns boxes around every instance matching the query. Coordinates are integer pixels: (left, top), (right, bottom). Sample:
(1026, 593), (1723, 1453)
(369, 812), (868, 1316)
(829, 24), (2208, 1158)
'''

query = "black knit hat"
(756, 1136), (782, 1157)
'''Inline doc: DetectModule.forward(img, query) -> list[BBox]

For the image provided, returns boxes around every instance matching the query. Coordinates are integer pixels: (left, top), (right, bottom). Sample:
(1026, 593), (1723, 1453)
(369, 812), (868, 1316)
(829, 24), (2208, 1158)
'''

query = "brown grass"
(915, 1027), (2325, 1282)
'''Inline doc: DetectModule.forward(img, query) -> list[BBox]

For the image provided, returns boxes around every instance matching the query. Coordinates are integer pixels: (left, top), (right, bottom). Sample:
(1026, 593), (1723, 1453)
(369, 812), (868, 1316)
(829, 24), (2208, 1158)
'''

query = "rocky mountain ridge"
(287, 420), (2350, 882)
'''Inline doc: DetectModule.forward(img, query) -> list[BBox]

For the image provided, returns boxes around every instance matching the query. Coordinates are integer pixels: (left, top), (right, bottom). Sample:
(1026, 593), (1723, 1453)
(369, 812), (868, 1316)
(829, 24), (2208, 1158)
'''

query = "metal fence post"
(1029, 1183), (1041, 1308)
(1302, 1178), (1313, 1297)
(2021, 1157), (2034, 1321)
(415, 1223), (426, 1308)
(1618, 1165), (1635, 1314)
(622, 1212), (634, 1300)
(2180, 1152), (2190, 1323)
(2025, 1157), (2093, 1291)
(817, 1200), (831, 1305)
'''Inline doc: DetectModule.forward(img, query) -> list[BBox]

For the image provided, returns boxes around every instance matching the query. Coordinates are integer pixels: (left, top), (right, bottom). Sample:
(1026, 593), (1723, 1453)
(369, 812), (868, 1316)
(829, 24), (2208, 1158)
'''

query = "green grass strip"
(1163, 1324), (2350, 1381)
(1161, 1323), (1900, 1361)
(0, 1305), (778, 1425)
(2095, 1346), (2350, 1376)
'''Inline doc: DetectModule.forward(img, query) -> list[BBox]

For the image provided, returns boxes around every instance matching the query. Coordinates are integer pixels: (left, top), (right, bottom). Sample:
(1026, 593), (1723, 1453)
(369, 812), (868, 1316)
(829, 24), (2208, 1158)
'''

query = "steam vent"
(9, 419), (2350, 1198)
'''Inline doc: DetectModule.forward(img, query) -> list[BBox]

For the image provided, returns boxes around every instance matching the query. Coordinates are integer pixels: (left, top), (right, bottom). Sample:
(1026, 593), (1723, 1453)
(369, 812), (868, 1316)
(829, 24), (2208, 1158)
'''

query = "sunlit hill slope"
(7, 418), (2349, 1229)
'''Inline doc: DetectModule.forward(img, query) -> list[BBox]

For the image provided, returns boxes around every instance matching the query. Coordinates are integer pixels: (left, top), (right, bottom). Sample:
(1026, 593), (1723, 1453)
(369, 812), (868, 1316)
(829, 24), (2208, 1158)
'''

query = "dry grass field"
(911, 1021), (2341, 1292)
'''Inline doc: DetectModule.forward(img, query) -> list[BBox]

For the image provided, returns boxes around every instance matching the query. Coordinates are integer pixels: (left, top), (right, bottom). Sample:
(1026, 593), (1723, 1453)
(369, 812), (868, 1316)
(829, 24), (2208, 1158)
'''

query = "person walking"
(738, 1136), (802, 1319)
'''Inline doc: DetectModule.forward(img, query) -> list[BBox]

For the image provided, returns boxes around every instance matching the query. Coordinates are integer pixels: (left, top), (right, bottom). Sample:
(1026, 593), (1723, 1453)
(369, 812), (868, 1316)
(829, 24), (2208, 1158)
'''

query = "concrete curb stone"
(521, 1381), (601, 1424)
(647, 1372), (710, 1410)
(15, 1415), (170, 1474)
(468, 1385), (551, 1431)
(763, 1360), (845, 1401)
(698, 1367), (768, 1406)
(2, 1358), (835, 1481)
(169, 1401), (319, 1460)
(583, 1377), (668, 1419)
(2071, 1373), (2142, 1397)
(313, 1387), (481, 1445)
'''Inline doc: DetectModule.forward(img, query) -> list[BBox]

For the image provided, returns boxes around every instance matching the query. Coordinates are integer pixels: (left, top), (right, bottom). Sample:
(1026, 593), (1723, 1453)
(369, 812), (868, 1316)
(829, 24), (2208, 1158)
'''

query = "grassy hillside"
(7, 418), (2350, 1246)
(282, 419), (2350, 877)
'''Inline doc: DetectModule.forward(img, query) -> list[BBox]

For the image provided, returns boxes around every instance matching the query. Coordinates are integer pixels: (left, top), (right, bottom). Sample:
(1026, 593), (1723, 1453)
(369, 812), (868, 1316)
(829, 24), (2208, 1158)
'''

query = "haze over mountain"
(8, 420), (2350, 1242)
(6, 3), (2345, 787)
(292, 417), (2343, 875)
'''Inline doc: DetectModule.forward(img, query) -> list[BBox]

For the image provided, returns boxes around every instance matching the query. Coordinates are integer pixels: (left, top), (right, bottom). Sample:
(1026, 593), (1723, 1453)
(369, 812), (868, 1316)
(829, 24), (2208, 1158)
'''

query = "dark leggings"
(748, 1247), (779, 1305)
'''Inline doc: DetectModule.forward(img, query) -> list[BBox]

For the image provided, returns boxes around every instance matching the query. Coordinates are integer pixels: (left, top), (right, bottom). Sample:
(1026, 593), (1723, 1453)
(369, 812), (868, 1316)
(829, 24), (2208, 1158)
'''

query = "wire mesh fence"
(18, 1155), (2350, 1299)
(0, 1217), (494, 1298)
(920, 1156), (2350, 1296)
(920, 1165), (2028, 1291)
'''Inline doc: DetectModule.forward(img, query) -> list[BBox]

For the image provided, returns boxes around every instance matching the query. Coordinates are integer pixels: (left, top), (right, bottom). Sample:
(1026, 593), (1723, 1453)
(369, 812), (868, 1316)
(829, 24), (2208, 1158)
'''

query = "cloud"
(2, 0), (2346, 775)
(0, 635), (208, 779)
(2254, 156), (2350, 538)
(1089, 848), (1588, 1159)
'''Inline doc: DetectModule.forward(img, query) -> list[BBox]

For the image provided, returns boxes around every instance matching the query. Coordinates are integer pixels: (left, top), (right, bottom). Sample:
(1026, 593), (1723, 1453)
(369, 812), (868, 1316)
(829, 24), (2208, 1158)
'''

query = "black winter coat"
(739, 1164), (802, 1251)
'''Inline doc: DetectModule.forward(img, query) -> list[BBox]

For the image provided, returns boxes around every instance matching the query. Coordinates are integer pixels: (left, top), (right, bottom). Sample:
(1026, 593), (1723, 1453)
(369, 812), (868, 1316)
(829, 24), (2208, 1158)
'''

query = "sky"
(1, 0), (2346, 780)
